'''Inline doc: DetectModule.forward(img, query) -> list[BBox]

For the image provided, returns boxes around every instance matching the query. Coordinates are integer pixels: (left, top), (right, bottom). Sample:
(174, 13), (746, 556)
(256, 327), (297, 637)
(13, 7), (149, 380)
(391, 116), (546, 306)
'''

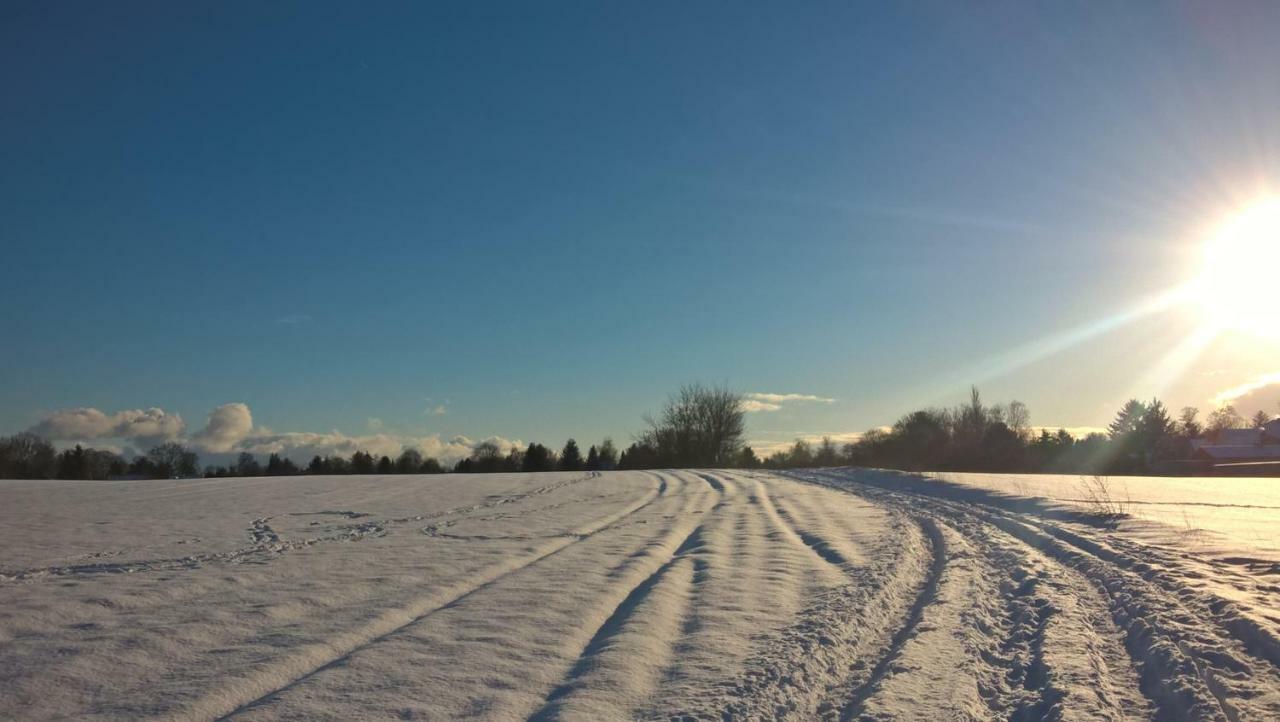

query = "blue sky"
(4, 2), (1280, 460)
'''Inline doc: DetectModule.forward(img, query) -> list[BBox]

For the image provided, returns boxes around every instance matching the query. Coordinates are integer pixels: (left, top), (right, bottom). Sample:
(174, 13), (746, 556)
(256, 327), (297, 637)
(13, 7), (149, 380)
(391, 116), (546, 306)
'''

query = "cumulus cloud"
(191, 403), (254, 453)
(238, 431), (521, 464)
(743, 392), (836, 413)
(1213, 372), (1280, 416)
(26, 402), (521, 465)
(29, 407), (185, 446)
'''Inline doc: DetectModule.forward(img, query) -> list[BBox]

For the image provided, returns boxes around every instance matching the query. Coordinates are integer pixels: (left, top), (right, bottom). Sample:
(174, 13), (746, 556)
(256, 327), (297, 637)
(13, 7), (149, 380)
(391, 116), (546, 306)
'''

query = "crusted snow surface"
(1, 469), (1277, 720)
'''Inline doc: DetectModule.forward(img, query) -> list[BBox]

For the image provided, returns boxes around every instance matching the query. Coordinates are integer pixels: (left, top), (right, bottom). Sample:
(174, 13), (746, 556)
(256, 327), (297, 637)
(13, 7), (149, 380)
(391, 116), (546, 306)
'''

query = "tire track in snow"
(801, 470), (1159, 721)
(685, 510), (930, 719)
(1, 473), (607, 584)
(692, 470), (1150, 721)
(526, 524), (707, 721)
(657, 473), (921, 721)
(836, 515), (947, 721)
(802, 468), (1280, 722)
(175, 472), (668, 722)
(745, 475), (856, 574)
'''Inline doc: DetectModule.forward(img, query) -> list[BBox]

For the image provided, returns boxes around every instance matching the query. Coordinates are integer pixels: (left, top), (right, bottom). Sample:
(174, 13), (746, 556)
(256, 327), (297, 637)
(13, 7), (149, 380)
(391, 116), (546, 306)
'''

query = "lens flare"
(1194, 198), (1280, 339)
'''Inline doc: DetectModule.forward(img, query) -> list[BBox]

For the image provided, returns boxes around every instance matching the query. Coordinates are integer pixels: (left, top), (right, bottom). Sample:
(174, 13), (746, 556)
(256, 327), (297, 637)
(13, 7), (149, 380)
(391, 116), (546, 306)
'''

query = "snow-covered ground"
(1, 469), (1277, 720)
(924, 471), (1280, 562)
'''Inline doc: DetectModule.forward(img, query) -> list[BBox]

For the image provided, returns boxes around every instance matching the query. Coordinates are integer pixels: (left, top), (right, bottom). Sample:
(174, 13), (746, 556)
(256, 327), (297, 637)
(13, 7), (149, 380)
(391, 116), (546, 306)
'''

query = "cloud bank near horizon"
(26, 403), (521, 464)
(29, 407), (187, 448)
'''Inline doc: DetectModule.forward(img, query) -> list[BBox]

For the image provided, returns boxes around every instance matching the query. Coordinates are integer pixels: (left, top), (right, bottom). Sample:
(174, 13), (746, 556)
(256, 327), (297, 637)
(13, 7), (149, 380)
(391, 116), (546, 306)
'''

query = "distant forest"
(0, 385), (1273, 480)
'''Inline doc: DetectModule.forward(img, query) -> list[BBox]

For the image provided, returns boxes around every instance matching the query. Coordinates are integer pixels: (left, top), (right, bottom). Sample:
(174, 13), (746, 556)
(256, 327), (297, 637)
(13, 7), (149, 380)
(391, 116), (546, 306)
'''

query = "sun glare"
(1193, 198), (1280, 339)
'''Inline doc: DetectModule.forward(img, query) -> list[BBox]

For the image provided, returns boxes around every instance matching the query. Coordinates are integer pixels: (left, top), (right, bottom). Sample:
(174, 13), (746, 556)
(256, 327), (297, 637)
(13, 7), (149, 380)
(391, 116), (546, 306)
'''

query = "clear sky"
(4, 2), (1280, 461)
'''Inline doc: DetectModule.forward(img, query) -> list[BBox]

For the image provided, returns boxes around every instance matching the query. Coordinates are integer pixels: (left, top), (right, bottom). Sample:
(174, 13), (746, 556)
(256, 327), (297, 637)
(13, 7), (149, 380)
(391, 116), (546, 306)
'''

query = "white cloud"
(190, 403), (255, 453)
(426, 405), (448, 416)
(231, 429), (522, 465)
(27, 403), (521, 465)
(743, 392), (835, 413)
(29, 407), (185, 446)
(1213, 372), (1280, 416)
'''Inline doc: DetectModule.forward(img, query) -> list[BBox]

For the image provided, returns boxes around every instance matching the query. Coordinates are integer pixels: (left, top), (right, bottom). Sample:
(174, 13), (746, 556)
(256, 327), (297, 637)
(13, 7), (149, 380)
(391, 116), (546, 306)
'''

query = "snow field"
(2, 468), (1277, 720)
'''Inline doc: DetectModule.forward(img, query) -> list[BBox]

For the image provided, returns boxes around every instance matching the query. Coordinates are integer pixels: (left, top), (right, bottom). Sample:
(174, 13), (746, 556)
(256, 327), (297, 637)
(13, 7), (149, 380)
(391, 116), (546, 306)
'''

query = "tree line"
(753, 389), (1276, 476)
(0, 385), (733, 480)
(0, 433), (621, 479)
(3, 384), (1272, 480)
(0, 435), (199, 480)
(452, 438), (618, 473)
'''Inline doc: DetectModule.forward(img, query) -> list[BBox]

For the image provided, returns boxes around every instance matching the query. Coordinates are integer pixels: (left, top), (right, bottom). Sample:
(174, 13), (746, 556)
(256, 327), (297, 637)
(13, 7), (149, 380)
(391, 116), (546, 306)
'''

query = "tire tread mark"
(192, 473), (665, 722)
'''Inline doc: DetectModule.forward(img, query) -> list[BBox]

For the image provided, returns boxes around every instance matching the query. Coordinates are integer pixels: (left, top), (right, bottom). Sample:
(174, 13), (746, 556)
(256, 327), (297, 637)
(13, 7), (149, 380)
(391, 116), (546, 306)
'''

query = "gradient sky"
(4, 2), (1280, 459)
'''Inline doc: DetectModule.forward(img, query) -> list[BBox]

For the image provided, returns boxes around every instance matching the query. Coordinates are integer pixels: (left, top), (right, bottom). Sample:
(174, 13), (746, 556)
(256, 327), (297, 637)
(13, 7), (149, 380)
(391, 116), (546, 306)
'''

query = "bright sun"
(1194, 198), (1280, 339)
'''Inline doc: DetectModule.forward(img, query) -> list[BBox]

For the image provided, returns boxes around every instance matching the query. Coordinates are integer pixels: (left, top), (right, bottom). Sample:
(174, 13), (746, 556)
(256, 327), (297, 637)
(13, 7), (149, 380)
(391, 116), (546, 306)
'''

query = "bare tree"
(814, 436), (839, 466)
(148, 442), (199, 478)
(640, 384), (745, 467)
(1207, 405), (1244, 434)
(470, 440), (505, 473)
(0, 433), (57, 479)
(1006, 400), (1031, 440)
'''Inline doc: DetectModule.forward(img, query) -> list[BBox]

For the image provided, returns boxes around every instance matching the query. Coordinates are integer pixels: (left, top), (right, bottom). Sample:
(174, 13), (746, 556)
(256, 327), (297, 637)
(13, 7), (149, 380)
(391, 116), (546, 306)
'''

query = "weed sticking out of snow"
(1074, 474), (1131, 524)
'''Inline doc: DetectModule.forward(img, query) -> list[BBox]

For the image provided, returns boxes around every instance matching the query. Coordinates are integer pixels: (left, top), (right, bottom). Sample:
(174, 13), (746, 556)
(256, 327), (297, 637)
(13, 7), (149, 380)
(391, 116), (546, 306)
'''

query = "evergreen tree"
(1141, 399), (1174, 439)
(57, 444), (89, 479)
(1108, 399), (1147, 439)
(1178, 407), (1202, 438)
(236, 452), (262, 477)
(522, 443), (554, 472)
(598, 438), (618, 470)
(1251, 410), (1271, 428)
(376, 455), (394, 474)
(560, 439), (583, 471)
(585, 445), (600, 470)
(265, 453), (286, 476)
(396, 448), (423, 474)
(350, 451), (375, 474)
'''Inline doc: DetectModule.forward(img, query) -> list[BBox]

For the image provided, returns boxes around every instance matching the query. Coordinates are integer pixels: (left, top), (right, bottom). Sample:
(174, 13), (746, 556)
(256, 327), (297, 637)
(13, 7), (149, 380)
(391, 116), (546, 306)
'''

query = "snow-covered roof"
(1196, 445), (1280, 460)
(1214, 428), (1263, 446)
